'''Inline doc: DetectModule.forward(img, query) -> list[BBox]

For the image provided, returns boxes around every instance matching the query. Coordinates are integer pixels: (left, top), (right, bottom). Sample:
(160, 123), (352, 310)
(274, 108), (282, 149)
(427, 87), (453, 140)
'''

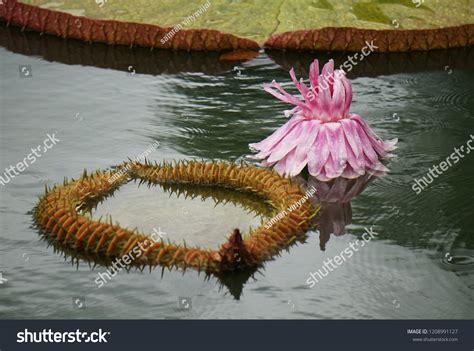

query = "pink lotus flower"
(249, 59), (397, 181)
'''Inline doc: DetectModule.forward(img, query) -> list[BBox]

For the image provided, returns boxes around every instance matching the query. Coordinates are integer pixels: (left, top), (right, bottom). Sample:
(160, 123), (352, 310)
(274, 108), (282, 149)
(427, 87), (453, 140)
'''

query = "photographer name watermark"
(108, 140), (160, 184)
(161, 1), (211, 44)
(265, 185), (317, 229)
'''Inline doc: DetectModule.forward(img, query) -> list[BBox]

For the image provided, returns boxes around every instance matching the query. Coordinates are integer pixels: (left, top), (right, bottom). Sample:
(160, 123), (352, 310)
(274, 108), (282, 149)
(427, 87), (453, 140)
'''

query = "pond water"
(0, 25), (473, 319)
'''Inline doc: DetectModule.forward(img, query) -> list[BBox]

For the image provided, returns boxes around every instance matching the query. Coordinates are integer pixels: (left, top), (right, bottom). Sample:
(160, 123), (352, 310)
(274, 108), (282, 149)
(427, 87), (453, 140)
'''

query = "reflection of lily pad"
(1, 0), (473, 51)
(0, 25), (244, 74)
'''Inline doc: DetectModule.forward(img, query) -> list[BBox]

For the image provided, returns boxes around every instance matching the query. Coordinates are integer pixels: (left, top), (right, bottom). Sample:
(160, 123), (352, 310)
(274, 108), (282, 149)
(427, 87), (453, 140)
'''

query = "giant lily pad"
(1, 0), (472, 51)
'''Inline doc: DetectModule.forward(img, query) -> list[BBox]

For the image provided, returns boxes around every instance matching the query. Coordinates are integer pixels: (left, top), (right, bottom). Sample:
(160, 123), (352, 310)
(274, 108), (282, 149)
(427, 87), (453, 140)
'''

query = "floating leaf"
(2, 0), (472, 51)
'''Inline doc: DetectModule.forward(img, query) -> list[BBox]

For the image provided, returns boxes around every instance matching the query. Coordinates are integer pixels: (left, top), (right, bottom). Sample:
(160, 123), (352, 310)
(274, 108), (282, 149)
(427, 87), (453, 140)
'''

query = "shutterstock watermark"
(338, 40), (378, 73)
(94, 227), (166, 288)
(0, 132), (60, 186)
(411, 134), (474, 195)
(306, 40), (378, 102)
(17, 329), (109, 343)
(306, 227), (379, 288)
(95, 0), (106, 7)
(108, 140), (159, 184)
(161, 0), (211, 44)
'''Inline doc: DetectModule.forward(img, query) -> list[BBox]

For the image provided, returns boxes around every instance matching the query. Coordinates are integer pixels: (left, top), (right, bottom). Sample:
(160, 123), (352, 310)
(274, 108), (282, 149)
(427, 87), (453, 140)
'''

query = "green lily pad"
(8, 0), (474, 50)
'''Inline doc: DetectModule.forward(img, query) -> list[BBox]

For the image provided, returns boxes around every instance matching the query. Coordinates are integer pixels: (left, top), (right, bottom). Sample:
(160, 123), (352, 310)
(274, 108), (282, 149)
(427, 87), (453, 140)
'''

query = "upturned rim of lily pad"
(33, 160), (319, 274)
(1, 0), (473, 53)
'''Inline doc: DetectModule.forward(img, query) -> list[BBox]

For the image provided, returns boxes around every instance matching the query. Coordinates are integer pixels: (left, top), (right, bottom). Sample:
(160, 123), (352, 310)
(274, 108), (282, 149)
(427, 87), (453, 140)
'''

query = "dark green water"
(0, 26), (473, 318)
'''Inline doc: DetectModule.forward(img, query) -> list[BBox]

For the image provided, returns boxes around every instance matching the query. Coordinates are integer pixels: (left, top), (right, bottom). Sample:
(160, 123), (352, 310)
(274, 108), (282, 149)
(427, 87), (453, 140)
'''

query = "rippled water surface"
(0, 26), (473, 319)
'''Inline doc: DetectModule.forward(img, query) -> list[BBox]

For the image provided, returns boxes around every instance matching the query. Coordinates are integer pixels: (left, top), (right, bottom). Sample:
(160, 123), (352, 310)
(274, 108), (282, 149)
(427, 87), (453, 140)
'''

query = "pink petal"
(325, 123), (347, 175)
(340, 73), (352, 117)
(249, 115), (304, 156)
(308, 124), (330, 177)
(274, 153), (288, 176)
(270, 81), (311, 112)
(266, 121), (307, 163)
(263, 83), (297, 105)
(341, 164), (362, 179)
(354, 122), (379, 164)
(364, 160), (389, 178)
(331, 76), (346, 119)
(290, 120), (321, 176)
(384, 138), (399, 152)
(299, 78), (310, 97)
(289, 68), (310, 100)
(309, 60), (320, 90)
(316, 166), (331, 182)
(351, 114), (398, 156)
(321, 59), (334, 95)
(344, 137), (365, 175)
(340, 119), (362, 158)
(324, 154), (341, 179)
(317, 79), (333, 121)
(283, 106), (302, 118)
(340, 119), (365, 172)
(283, 147), (299, 177)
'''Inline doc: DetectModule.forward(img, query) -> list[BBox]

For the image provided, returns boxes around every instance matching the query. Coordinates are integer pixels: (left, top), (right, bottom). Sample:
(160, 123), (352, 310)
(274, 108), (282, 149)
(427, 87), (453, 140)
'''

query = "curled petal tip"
(388, 138), (399, 146)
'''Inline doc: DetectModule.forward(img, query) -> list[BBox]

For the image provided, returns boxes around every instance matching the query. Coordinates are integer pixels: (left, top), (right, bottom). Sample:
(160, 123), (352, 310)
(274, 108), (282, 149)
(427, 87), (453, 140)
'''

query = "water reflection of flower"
(295, 173), (375, 250)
